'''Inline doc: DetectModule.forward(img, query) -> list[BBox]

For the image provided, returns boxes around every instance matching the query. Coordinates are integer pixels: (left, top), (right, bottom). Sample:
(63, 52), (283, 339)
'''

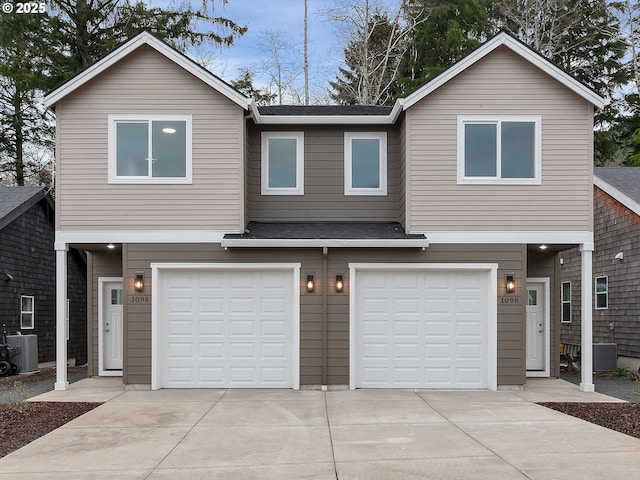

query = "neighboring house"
(561, 167), (640, 371)
(0, 186), (87, 365)
(44, 31), (604, 391)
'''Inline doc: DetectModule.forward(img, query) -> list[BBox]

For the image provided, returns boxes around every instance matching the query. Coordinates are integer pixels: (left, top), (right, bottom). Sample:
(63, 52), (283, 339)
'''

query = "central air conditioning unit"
(593, 343), (617, 372)
(5, 334), (38, 373)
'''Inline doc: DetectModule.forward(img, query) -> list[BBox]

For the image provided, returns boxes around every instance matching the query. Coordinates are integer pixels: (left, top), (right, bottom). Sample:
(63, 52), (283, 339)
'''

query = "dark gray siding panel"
(124, 243), (526, 387)
(246, 125), (400, 222)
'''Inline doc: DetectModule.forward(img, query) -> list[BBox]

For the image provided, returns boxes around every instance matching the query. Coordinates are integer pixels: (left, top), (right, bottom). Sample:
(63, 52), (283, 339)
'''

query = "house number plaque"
(129, 296), (151, 304)
(498, 297), (520, 304)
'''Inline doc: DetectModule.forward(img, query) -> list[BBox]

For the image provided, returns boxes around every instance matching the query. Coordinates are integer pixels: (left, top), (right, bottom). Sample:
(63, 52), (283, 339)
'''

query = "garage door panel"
(355, 269), (489, 389)
(161, 269), (295, 388)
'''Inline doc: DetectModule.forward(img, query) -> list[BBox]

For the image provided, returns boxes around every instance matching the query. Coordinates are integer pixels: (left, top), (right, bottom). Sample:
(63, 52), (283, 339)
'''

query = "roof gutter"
(221, 238), (429, 248)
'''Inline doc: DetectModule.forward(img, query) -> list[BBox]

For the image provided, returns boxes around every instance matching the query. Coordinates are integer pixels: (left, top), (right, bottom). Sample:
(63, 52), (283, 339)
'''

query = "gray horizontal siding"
(105, 243), (527, 387)
(56, 45), (244, 232)
(406, 46), (593, 233)
(246, 125), (401, 222)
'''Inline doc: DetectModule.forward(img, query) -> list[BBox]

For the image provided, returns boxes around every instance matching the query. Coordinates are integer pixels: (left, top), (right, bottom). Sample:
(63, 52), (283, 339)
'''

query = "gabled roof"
(402, 31), (607, 111)
(44, 31), (250, 110)
(594, 167), (640, 217)
(0, 186), (49, 231)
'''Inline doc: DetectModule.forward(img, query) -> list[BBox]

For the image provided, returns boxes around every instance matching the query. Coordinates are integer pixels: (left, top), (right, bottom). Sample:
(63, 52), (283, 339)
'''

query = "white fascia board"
(220, 238), (429, 248)
(44, 32), (250, 109)
(420, 230), (593, 245)
(594, 176), (640, 217)
(253, 114), (396, 125)
(403, 32), (606, 111)
(55, 230), (231, 244)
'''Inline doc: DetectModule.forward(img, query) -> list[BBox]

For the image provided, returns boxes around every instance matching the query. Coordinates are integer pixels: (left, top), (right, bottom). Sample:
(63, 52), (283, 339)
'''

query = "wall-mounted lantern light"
(335, 274), (344, 293)
(505, 274), (515, 294)
(306, 274), (315, 293)
(134, 272), (144, 292)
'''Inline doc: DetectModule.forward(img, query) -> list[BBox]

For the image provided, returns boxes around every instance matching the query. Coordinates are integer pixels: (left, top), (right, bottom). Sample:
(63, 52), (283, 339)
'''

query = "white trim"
(580, 246), (594, 391)
(417, 230), (593, 245)
(594, 175), (640, 217)
(344, 132), (387, 196)
(457, 116), (542, 185)
(150, 263), (301, 390)
(45, 32), (250, 109)
(403, 32), (606, 110)
(221, 238), (429, 248)
(107, 114), (192, 184)
(56, 230), (231, 244)
(261, 132), (304, 195)
(526, 278), (550, 378)
(55, 248), (68, 390)
(561, 281), (571, 323)
(98, 277), (124, 377)
(348, 263), (498, 390)
(19, 295), (35, 330)
(595, 275), (608, 310)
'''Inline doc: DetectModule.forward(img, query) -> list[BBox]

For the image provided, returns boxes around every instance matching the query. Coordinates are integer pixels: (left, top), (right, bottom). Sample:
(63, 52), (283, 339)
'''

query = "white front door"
(103, 282), (123, 371)
(526, 283), (545, 371)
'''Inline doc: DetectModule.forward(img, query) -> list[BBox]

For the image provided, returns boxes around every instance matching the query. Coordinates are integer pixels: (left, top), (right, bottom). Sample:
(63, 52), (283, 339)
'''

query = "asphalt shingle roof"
(0, 186), (45, 230)
(225, 222), (425, 240)
(594, 167), (640, 204)
(257, 105), (394, 116)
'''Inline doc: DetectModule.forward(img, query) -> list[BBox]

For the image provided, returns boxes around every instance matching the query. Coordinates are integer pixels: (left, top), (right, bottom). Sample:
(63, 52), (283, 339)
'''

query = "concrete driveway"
(0, 378), (639, 479)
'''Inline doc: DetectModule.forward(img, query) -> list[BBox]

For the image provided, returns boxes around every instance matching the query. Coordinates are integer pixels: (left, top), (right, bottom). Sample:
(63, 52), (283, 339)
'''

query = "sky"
(159, 0), (401, 102)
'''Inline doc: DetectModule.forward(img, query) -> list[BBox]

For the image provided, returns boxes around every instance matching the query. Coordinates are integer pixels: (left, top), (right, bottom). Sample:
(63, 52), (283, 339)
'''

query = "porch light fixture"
(335, 274), (344, 293)
(134, 273), (144, 292)
(306, 274), (315, 293)
(505, 274), (515, 294)
(539, 244), (548, 250)
(107, 243), (115, 249)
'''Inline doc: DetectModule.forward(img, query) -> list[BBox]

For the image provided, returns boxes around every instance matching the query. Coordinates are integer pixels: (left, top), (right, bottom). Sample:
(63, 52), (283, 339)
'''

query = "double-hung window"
(595, 276), (608, 309)
(458, 116), (541, 184)
(108, 115), (192, 184)
(20, 295), (34, 330)
(261, 132), (304, 195)
(561, 281), (571, 323)
(344, 132), (387, 195)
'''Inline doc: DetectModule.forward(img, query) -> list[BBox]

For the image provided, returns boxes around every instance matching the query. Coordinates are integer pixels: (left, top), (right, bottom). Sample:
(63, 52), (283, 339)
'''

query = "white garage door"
(159, 268), (296, 388)
(354, 268), (491, 389)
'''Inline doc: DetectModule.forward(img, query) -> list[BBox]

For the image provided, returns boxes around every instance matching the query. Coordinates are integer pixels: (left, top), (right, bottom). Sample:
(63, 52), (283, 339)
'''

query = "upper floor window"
(561, 281), (571, 323)
(261, 132), (304, 195)
(595, 276), (608, 309)
(457, 116), (541, 185)
(344, 132), (387, 196)
(21, 295), (34, 330)
(108, 115), (192, 184)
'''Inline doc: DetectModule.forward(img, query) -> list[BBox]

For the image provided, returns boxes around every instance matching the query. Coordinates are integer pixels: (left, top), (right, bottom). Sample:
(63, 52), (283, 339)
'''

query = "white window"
(344, 132), (387, 195)
(20, 296), (34, 330)
(561, 281), (571, 323)
(261, 132), (304, 195)
(108, 115), (192, 184)
(595, 276), (608, 309)
(457, 116), (541, 184)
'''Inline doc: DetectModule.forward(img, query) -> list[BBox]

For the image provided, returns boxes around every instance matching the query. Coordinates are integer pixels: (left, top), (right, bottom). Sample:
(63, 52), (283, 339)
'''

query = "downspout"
(322, 247), (328, 387)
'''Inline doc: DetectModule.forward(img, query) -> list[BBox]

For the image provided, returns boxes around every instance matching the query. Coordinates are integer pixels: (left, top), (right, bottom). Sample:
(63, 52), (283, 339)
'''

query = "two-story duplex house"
(44, 31), (604, 392)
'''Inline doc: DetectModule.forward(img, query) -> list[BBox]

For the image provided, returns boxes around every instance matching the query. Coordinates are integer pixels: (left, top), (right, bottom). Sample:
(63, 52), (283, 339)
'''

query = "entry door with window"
(526, 283), (545, 371)
(104, 283), (123, 371)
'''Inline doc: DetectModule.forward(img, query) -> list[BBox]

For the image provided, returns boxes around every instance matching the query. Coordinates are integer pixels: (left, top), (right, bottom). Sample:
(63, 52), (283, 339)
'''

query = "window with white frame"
(261, 132), (304, 195)
(595, 276), (608, 309)
(457, 116), (541, 184)
(108, 115), (192, 184)
(20, 296), (34, 330)
(561, 281), (571, 323)
(344, 132), (387, 195)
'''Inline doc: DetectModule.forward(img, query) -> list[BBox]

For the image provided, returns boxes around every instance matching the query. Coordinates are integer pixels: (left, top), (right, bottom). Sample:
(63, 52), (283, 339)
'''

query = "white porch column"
(55, 242), (69, 391)
(580, 243), (594, 392)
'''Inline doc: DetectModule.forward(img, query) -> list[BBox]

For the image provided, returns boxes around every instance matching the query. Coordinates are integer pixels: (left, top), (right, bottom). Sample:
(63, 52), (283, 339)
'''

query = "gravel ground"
(560, 371), (640, 402)
(0, 367), (88, 404)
